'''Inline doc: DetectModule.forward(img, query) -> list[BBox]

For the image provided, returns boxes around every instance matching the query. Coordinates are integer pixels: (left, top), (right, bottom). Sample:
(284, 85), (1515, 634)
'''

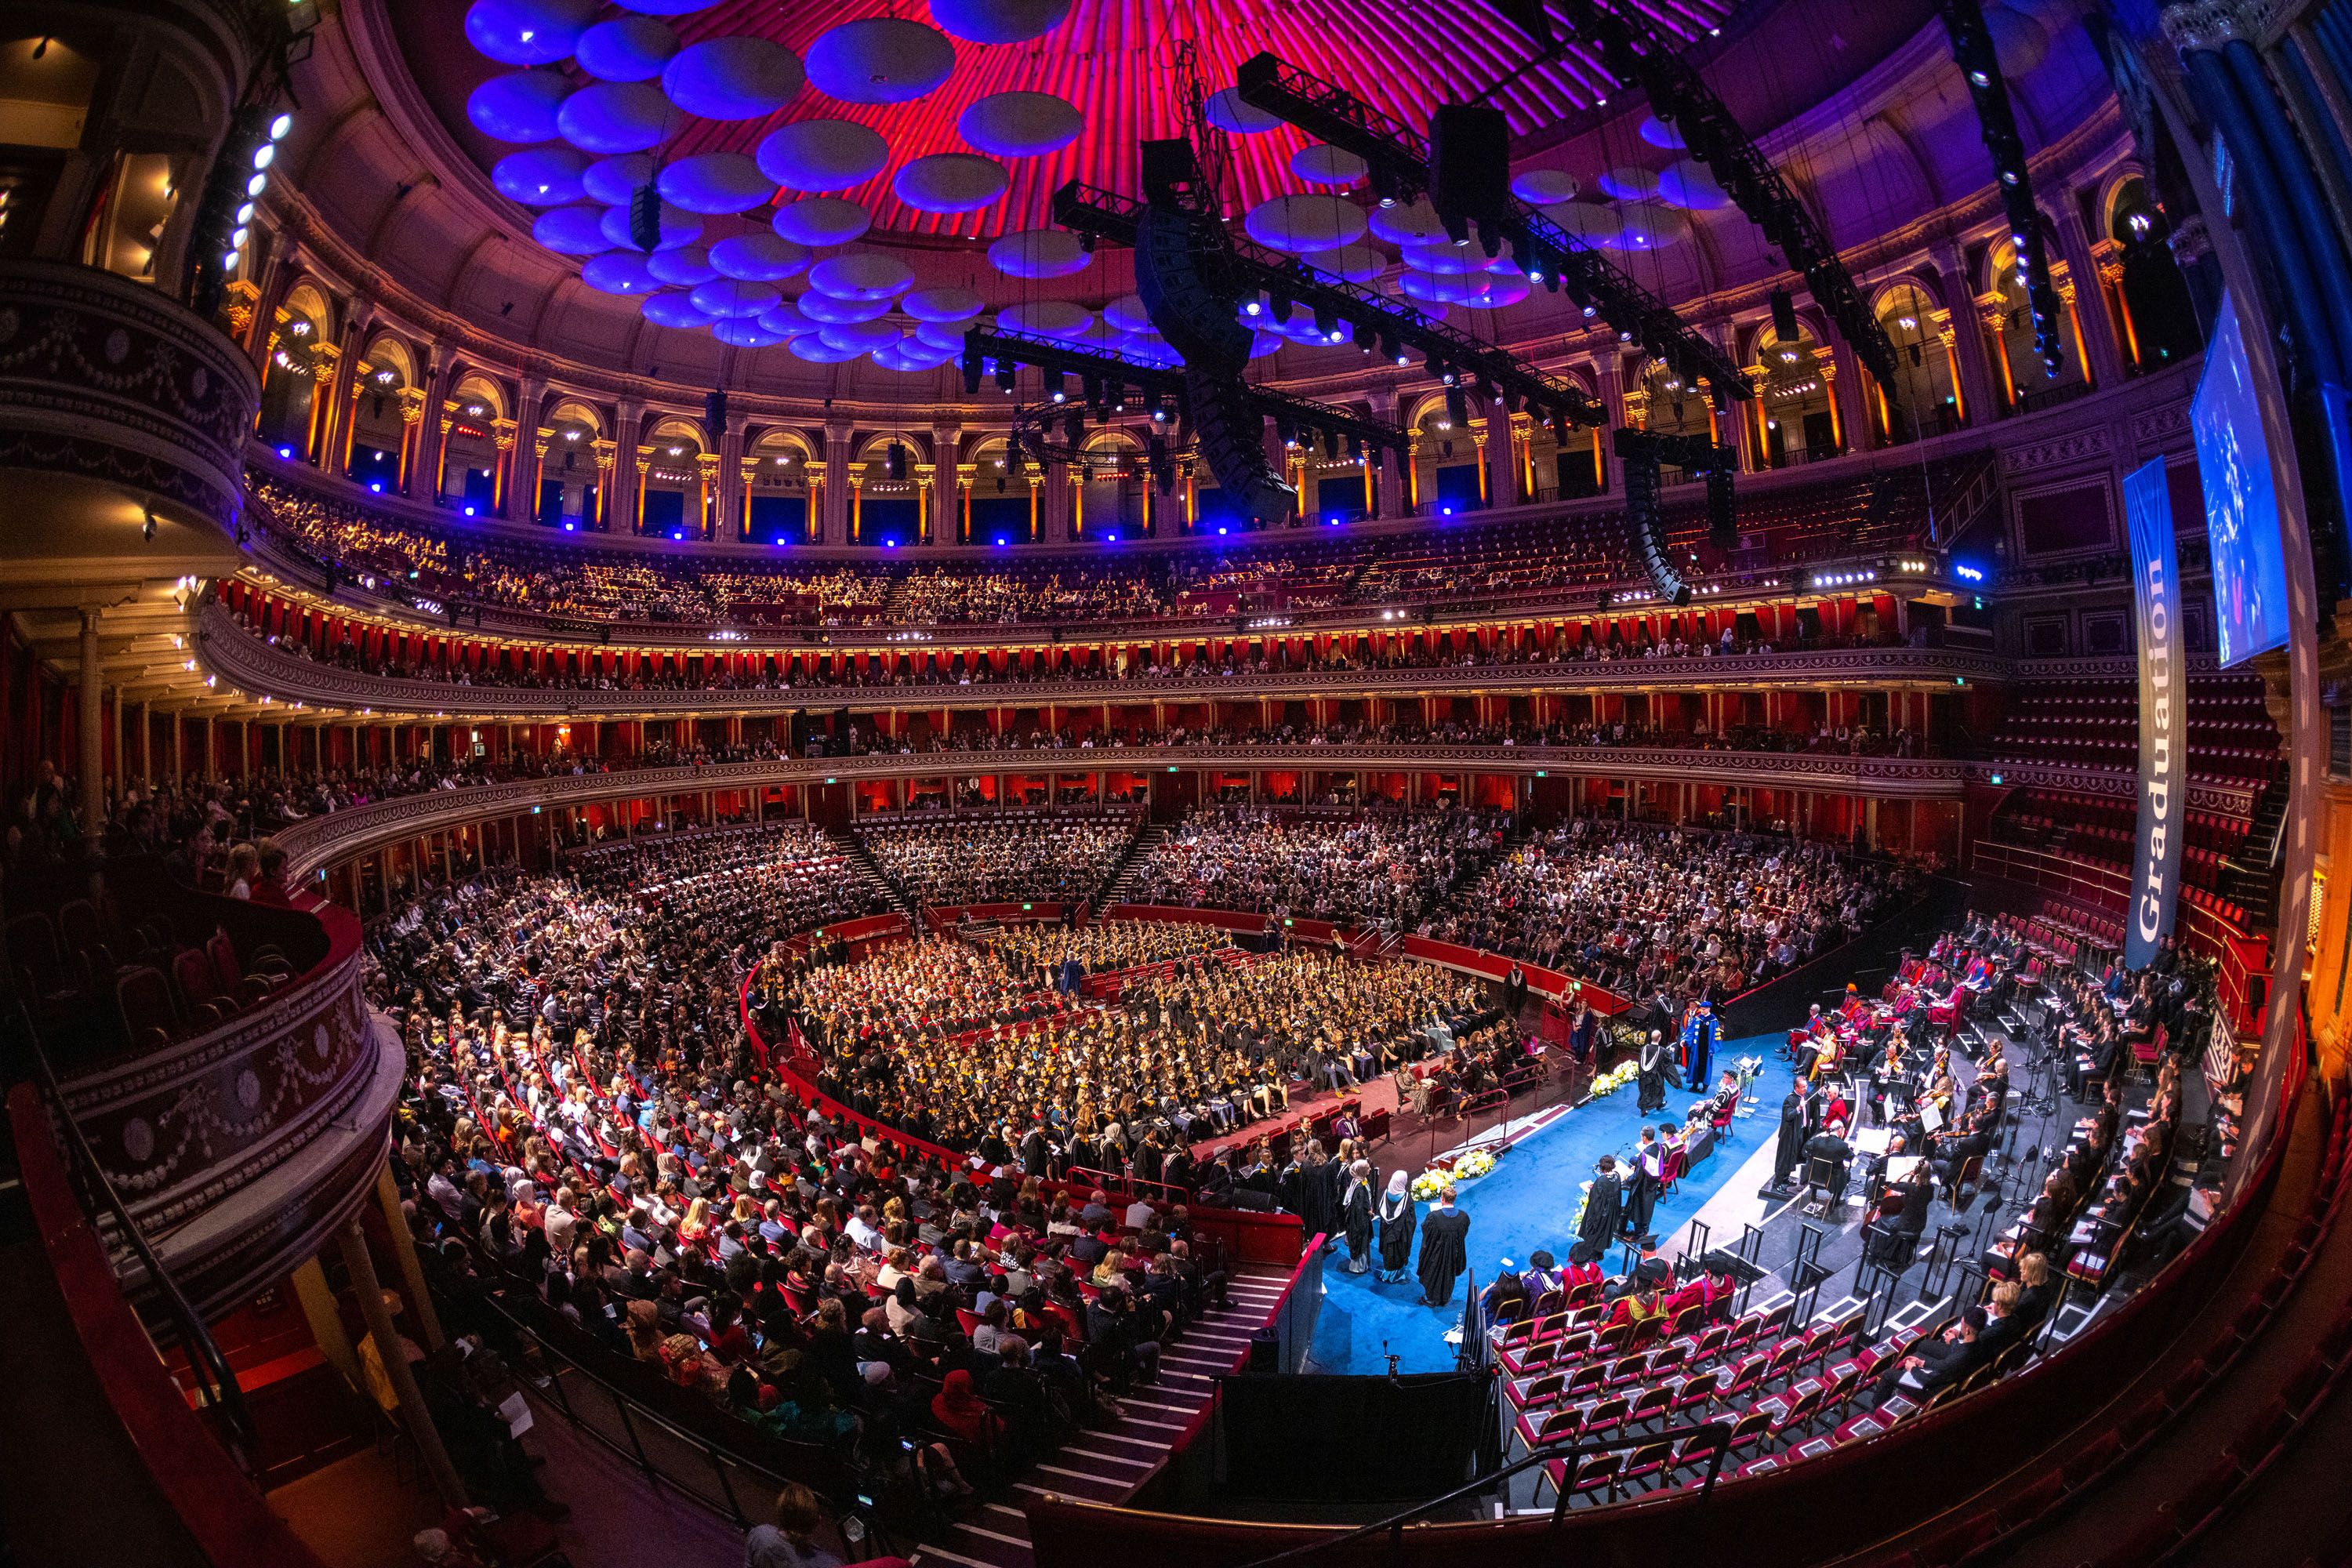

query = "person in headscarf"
(1341, 1159), (1376, 1273)
(1376, 1170), (1417, 1283)
(931, 1368), (996, 1447)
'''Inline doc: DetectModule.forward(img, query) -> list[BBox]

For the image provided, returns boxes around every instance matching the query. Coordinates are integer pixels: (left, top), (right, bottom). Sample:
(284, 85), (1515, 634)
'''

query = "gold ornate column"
(396, 387), (426, 491)
(593, 437), (616, 528)
(695, 450), (721, 537)
(491, 417), (517, 511)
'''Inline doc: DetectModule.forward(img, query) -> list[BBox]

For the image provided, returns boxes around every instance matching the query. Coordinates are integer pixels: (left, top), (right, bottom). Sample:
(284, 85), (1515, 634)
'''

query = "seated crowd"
(244, 466), (1934, 635)
(979, 920), (1236, 996)
(858, 815), (1135, 909)
(1428, 820), (1923, 1003)
(762, 938), (1488, 1157)
(1127, 805), (1506, 927)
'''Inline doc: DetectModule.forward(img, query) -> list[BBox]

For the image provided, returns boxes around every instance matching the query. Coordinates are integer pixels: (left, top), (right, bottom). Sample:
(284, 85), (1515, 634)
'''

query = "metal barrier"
(453, 1279), (896, 1554)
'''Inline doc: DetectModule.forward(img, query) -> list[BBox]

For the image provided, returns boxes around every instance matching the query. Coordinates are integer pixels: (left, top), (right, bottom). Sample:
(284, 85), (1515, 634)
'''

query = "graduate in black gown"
(1579, 1155), (1625, 1253)
(1637, 1030), (1681, 1115)
(1417, 1189), (1472, 1307)
(1621, 1127), (1661, 1240)
(1773, 1081), (1813, 1188)
(1377, 1170), (1417, 1283)
(1341, 1160), (1376, 1274)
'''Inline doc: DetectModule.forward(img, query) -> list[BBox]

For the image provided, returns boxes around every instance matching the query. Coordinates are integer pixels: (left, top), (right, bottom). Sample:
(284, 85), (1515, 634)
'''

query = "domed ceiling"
(389, 0), (1740, 370)
(421, 0), (1740, 241)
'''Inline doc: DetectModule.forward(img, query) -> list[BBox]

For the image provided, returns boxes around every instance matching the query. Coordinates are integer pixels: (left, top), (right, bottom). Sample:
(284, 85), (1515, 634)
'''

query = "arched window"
(1748, 323), (1841, 469)
(345, 339), (416, 490)
(538, 401), (601, 529)
(1873, 284), (1965, 441)
(440, 375), (507, 514)
(746, 430), (814, 544)
(964, 437), (1036, 545)
(1635, 359), (1719, 483)
(1986, 235), (2089, 412)
(850, 434), (924, 547)
(2106, 176), (2202, 369)
(639, 418), (709, 539)
(258, 285), (330, 453)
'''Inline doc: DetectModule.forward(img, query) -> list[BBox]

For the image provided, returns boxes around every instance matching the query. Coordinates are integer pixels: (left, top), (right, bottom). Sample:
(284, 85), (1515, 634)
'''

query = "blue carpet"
(1306, 1033), (1795, 1374)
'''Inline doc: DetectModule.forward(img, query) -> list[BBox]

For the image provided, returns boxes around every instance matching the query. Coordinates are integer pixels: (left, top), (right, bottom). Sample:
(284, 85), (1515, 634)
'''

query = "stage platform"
(1305, 1033), (1797, 1375)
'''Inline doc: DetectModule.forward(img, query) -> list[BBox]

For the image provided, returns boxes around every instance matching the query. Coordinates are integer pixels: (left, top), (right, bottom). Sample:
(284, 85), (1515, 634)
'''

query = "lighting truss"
(1936, 0), (2065, 371)
(1231, 51), (1749, 405)
(1050, 180), (1606, 430)
(961, 327), (1411, 459)
(1552, 0), (1900, 390)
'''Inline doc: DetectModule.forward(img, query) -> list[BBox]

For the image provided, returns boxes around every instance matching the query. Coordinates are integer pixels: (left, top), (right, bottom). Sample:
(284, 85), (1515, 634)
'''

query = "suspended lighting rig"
(1553, 0), (1900, 390)
(1230, 50), (1749, 407)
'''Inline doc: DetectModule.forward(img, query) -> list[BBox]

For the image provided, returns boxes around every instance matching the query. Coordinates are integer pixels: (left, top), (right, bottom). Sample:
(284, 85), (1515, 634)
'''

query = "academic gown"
(1682, 1014), (1715, 1087)
(1417, 1205), (1472, 1307)
(1622, 1157), (1660, 1240)
(1342, 1179), (1374, 1264)
(1578, 1171), (1624, 1250)
(1636, 1040), (1680, 1113)
(1377, 1195), (1418, 1275)
(1773, 1091), (1809, 1182)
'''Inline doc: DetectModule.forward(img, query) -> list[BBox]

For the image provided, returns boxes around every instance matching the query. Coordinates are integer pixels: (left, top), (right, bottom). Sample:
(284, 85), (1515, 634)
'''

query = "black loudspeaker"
(704, 390), (728, 436)
(1247, 1327), (1281, 1372)
(630, 183), (663, 252)
(1134, 201), (1252, 374)
(1431, 103), (1511, 238)
(1186, 367), (1294, 528)
(1770, 287), (1801, 346)
(887, 442), (907, 481)
(1614, 427), (1691, 606)
(1707, 465), (1737, 550)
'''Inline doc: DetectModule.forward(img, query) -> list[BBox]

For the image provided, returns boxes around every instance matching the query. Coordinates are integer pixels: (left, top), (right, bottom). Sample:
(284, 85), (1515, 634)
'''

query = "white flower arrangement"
(1410, 1144), (1499, 1200)
(1586, 1062), (1638, 1098)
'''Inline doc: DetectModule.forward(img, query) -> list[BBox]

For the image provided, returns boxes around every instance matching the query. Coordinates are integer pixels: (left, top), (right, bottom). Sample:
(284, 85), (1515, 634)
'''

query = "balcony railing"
(196, 601), (2015, 717)
(266, 750), (1965, 882)
(39, 869), (406, 1319)
(0, 260), (260, 532)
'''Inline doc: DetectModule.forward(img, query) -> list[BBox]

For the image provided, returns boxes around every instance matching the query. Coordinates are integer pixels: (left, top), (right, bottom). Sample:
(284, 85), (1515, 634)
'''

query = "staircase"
(878, 572), (916, 622)
(902, 1265), (1297, 1568)
(1094, 825), (1168, 909)
(829, 827), (922, 926)
(2220, 779), (2288, 931)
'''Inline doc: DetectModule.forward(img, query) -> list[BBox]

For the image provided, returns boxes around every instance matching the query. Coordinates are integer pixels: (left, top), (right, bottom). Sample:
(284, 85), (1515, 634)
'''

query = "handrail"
(1234, 1420), (1733, 1568)
(3, 994), (254, 1457)
(446, 1260), (886, 1544)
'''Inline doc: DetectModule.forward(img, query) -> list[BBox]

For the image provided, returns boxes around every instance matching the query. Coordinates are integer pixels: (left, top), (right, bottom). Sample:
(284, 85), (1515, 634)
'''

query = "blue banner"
(2124, 456), (2186, 969)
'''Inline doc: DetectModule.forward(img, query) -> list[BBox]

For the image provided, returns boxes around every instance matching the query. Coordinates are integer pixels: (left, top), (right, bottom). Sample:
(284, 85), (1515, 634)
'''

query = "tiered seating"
(1988, 789), (2240, 898)
(244, 462), (1947, 630)
(7, 901), (295, 1058)
(1988, 670), (2281, 787)
(1491, 1294), (1935, 1505)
